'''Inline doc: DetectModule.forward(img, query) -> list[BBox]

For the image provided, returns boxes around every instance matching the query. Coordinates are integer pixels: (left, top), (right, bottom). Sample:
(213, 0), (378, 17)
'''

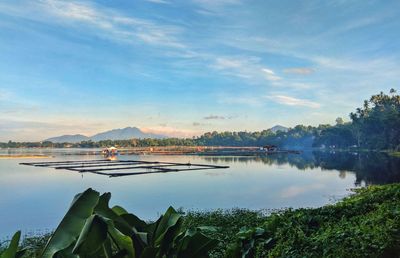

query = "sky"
(0, 0), (399, 141)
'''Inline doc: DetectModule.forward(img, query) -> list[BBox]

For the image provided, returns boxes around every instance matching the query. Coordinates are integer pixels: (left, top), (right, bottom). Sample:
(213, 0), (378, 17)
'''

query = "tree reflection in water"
(203, 151), (400, 186)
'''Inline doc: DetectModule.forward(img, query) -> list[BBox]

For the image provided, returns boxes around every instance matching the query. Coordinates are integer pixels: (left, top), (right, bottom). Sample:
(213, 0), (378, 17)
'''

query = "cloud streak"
(39, 0), (186, 49)
(267, 95), (321, 108)
(284, 67), (314, 75)
(204, 115), (225, 120)
(146, 0), (170, 4)
(211, 56), (282, 84)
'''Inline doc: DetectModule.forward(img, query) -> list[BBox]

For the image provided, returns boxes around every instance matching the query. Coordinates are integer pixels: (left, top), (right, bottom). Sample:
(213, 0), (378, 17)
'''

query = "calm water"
(1, 149), (400, 238)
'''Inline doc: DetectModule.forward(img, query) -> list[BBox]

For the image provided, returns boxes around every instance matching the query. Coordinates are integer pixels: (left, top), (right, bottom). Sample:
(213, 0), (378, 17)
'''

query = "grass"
(389, 152), (400, 157)
(182, 184), (400, 257)
(2, 184), (399, 257)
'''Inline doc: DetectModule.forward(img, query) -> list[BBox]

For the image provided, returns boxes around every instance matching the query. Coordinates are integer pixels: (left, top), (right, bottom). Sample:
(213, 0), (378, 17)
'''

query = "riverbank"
(0, 155), (52, 159)
(389, 152), (400, 158)
(184, 183), (400, 257)
(3, 183), (399, 257)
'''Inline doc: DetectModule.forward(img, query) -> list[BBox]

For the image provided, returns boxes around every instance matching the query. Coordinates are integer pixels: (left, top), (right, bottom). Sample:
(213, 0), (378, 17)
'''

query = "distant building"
(262, 145), (278, 151)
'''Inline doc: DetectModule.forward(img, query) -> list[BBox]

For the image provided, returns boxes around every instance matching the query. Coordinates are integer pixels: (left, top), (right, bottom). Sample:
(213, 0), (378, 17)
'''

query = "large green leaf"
(72, 215), (108, 255)
(120, 214), (147, 232)
(175, 229), (218, 258)
(103, 218), (135, 258)
(151, 207), (184, 256)
(1, 231), (21, 258)
(153, 207), (182, 241)
(94, 193), (147, 256)
(139, 247), (157, 258)
(42, 188), (100, 258)
(111, 206), (128, 216)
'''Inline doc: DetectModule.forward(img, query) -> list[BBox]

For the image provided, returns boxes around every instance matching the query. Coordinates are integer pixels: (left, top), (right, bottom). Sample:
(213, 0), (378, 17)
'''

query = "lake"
(1, 149), (400, 238)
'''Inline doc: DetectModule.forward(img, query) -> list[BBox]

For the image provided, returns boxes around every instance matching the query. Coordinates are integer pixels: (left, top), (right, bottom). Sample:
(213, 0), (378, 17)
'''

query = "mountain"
(270, 125), (288, 133)
(45, 134), (90, 143)
(90, 127), (165, 141)
(44, 127), (166, 143)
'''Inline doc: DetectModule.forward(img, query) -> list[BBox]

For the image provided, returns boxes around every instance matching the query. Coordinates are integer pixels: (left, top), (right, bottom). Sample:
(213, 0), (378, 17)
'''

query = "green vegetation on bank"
(390, 152), (400, 158)
(1, 89), (399, 151)
(2, 184), (400, 257)
(186, 184), (400, 257)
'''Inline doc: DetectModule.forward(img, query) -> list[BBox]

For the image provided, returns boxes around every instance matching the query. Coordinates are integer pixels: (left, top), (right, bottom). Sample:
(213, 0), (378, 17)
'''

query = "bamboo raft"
(20, 159), (229, 177)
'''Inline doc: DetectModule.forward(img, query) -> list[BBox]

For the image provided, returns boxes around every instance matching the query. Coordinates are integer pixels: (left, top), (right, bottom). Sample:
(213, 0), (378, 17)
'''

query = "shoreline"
(0, 155), (52, 159)
(2, 183), (399, 257)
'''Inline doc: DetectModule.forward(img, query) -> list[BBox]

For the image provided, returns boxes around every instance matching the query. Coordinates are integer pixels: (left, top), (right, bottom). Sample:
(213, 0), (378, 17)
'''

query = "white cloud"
(210, 56), (283, 84)
(284, 67), (314, 75)
(213, 57), (245, 69)
(203, 115), (225, 120)
(261, 68), (281, 81)
(287, 82), (314, 89)
(193, 0), (243, 17)
(146, 0), (170, 4)
(193, 0), (242, 9)
(39, 0), (186, 49)
(266, 95), (321, 108)
(218, 96), (263, 107)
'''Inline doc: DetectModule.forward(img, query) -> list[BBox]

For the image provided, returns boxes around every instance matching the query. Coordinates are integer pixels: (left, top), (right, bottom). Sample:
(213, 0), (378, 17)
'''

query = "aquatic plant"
(223, 184), (400, 257)
(2, 184), (400, 257)
(2, 188), (217, 258)
(0, 231), (26, 258)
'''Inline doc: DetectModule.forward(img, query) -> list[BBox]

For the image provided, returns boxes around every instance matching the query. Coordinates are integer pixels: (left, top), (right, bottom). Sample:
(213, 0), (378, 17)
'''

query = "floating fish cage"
(20, 159), (229, 177)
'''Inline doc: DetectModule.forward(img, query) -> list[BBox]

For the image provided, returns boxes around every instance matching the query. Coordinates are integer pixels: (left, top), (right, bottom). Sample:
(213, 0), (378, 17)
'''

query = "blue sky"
(0, 0), (399, 141)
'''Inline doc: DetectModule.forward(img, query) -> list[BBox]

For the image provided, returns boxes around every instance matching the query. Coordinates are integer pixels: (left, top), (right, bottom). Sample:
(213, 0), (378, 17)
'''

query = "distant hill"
(90, 127), (165, 141)
(44, 127), (166, 143)
(270, 125), (288, 133)
(45, 134), (90, 143)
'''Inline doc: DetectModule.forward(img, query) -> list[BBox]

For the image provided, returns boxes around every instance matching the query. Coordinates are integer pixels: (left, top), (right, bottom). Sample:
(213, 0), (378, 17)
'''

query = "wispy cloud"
(193, 0), (242, 10)
(211, 56), (282, 84)
(204, 115), (225, 120)
(284, 67), (314, 75)
(193, 122), (211, 127)
(266, 95), (321, 108)
(35, 0), (186, 49)
(146, 0), (170, 4)
(218, 96), (263, 107)
(193, 0), (243, 18)
(261, 68), (281, 81)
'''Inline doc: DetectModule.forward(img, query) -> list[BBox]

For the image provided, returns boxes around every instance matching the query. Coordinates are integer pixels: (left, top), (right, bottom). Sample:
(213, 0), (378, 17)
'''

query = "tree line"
(1, 89), (399, 151)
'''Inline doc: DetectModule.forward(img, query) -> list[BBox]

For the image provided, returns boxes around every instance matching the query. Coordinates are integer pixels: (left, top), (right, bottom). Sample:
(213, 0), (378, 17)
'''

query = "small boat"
(102, 147), (118, 157)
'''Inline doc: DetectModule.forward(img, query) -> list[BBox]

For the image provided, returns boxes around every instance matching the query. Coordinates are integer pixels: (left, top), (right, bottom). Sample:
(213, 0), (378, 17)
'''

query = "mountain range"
(44, 127), (166, 143)
(45, 125), (289, 143)
(270, 125), (289, 133)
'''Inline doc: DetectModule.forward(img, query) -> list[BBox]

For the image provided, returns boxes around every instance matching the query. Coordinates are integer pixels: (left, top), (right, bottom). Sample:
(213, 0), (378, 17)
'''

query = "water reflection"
(203, 151), (400, 186)
(1, 149), (398, 237)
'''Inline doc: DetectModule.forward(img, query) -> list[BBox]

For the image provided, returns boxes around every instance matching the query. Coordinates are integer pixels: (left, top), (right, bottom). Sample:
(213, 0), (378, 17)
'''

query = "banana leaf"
(0, 231), (25, 258)
(41, 188), (100, 258)
(72, 215), (108, 256)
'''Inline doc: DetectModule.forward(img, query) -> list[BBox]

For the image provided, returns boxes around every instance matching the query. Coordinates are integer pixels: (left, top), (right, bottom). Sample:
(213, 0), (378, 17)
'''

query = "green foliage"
(0, 127), (316, 149)
(316, 89), (400, 150)
(4, 189), (217, 258)
(227, 184), (400, 258)
(42, 189), (100, 257)
(182, 209), (267, 257)
(3, 184), (400, 257)
(0, 231), (26, 258)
